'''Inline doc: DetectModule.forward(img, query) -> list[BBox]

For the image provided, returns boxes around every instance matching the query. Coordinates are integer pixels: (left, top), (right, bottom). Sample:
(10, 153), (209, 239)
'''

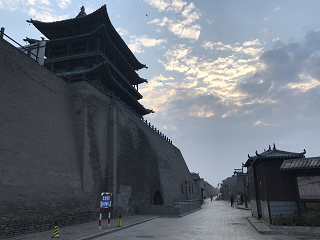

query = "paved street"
(95, 199), (319, 240)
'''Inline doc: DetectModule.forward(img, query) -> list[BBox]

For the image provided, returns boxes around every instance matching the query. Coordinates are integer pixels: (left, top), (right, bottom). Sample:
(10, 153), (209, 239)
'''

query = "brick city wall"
(71, 81), (201, 216)
(115, 103), (199, 215)
(0, 39), (201, 238)
(0, 39), (99, 238)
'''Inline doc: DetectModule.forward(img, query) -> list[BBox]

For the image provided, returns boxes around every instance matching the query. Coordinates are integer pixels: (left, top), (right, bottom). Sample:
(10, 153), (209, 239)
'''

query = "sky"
(1, 0), (320, 188)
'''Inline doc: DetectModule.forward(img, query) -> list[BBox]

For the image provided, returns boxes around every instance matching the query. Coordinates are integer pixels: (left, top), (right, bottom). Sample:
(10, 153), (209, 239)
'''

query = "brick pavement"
(95, 199), (320, 240)
(9, 199), (320, 240)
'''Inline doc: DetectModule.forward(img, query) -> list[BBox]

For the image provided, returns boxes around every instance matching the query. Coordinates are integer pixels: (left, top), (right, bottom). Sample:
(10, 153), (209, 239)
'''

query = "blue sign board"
(101, 194), (111, 208)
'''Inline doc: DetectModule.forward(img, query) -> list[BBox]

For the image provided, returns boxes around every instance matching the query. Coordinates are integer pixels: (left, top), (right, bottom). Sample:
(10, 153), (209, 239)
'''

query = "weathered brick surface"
(0, 39), (98, 238)
(71, 81), (201, 216)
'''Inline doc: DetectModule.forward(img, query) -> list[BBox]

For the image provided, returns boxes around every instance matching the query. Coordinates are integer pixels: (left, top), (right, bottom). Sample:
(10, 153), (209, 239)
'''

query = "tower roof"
(27, 5), (147, 70)
(45, 24), (147, 85)
(62, 61), (153, 116)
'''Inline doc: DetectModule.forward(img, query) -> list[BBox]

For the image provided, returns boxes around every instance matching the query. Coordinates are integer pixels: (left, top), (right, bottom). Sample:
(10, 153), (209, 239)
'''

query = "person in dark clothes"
(230, 195), (234, 207)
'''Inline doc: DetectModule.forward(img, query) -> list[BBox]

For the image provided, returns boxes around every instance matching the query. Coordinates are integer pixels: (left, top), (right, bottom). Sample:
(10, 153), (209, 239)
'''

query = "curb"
(81, 216), (159, 240)
(237, 207), (251, 211)
(246, 217), (320, 236)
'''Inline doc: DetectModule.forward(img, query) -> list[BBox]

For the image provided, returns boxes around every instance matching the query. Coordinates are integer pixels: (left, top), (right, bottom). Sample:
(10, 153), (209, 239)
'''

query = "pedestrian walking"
(230, 195), (234, 207)
(210, 194), (213, 202)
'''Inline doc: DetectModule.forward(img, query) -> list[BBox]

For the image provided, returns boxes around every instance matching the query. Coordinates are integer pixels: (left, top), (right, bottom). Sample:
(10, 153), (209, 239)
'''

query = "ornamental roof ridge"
(27, 5), (107, 25)
(281, 156), (320, 170)
(26, 4), (147, 70)
(245, 144), (306, 167)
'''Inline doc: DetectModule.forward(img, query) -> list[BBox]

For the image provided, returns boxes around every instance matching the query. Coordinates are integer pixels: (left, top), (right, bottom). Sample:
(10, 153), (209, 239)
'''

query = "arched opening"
(153, 190), (163, 205)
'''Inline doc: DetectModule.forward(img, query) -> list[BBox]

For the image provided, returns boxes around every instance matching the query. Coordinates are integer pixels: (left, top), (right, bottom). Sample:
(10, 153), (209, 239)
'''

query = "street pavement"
(10, 198), (320, 240)
(95, 198), (320, 240)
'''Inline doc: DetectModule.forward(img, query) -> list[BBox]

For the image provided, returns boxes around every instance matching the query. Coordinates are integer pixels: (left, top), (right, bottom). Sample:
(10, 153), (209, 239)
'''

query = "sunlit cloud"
(128, 35), (167, 53)
(0, 0), (23, 10)
(167, 0), (187, 12)
(287, 77), (320, 92)
(202, 41), (214, 50)
(146, 1), (202, 40)
(56, 0), (70, 9)
(28, 7), (68, 21)
(243, 39), (261, 47)
(255, 120), (269, 126)
(27, 0), (50, 5)
(143, 0), (169, 12)
(116, 27), (129, 36)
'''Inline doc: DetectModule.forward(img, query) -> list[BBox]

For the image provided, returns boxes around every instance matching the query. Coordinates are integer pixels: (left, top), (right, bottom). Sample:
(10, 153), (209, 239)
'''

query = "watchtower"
(27, 5), (152, 116)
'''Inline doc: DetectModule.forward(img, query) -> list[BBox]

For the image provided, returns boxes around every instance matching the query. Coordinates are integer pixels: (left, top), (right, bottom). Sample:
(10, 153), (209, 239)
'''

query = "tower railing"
(0, 27), (69, 82)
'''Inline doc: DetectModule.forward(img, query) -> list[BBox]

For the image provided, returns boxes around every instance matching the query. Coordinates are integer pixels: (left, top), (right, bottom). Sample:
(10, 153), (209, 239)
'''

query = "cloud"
(167, 0), (187, 12)
(243, 39), (261, 47)
(262, 28), (271, 37)
(142, 29), (320, 126)
(287, 77), (320, 93)
(116, 27), (129, 36)
(144, 41), (264, 119)
(272, 6), (280, 12)
(28, 7), (68, 22)
(203, 40), (263, 57)
(144, 0), (169, 12)
(27, 0), (50, 5)
(56, 0), (70, 9)
(236, 29), (320, 111)
(0, 0), (23, 10)
(146, 1), (202, 40)
(128, 35), (167, 53)
(202, 41), (214, 50)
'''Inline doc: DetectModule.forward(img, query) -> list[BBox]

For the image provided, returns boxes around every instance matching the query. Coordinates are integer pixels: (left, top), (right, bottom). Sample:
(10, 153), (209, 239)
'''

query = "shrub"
(272, 204), (320, 227)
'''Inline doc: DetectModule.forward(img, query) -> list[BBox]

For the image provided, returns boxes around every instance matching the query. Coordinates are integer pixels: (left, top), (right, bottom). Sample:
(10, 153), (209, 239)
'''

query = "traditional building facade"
(280, 157), (320, 214)
(244, 144), (306, 223)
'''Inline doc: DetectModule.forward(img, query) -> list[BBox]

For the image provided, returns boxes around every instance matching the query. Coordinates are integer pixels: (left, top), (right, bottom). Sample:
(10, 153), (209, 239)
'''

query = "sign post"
(99, 192), (112, 230)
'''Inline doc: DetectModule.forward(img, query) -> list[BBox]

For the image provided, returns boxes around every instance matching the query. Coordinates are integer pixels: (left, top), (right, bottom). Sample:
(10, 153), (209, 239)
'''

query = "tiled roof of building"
(244, 143), (306, 167)
(62, 61), (153, 116)
(46, 24), (147, 85)
(280, 157), (320, 170)
(191, 172), (200, 180)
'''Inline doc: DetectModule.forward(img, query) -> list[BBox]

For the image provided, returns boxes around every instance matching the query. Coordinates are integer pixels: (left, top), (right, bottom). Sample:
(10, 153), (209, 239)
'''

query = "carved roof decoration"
(244, 143), (306, 167)
(46, 24), (147, 85)
(26, 5), (146, 70)
(76, 6), (87, 18)
(61, 61), (153, 116)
